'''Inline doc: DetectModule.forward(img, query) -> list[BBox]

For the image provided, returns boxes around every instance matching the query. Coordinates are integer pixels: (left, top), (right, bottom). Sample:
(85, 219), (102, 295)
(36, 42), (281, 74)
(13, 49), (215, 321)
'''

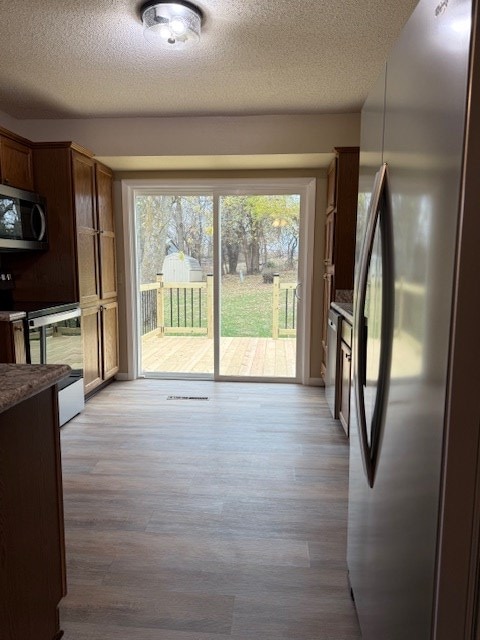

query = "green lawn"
(221, 276), (273, 337)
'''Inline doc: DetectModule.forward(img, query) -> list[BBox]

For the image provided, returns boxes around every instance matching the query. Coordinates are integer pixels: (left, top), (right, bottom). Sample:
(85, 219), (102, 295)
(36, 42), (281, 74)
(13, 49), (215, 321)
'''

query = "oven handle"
(29, 307), (81, 328)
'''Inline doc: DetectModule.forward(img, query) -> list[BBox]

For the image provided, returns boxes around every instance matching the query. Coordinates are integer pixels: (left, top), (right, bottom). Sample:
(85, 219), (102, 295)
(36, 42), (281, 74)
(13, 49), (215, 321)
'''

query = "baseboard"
(307, 377), (325, 387)
(115, 372), (325, 387)
(85, 378), (116, 400)
(114, 373), (131, 381)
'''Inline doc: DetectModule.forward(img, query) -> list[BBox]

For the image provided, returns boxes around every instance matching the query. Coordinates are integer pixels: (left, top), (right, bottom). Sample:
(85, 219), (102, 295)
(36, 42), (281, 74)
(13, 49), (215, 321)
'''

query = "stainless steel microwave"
(0, 184), (48, 251)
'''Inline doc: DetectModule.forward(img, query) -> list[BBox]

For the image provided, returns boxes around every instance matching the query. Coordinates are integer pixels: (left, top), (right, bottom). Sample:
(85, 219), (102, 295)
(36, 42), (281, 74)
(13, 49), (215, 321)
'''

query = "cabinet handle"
(324, 259), (329, 265)
(346, 353), (352, 362)
(99, 229), (105, 234)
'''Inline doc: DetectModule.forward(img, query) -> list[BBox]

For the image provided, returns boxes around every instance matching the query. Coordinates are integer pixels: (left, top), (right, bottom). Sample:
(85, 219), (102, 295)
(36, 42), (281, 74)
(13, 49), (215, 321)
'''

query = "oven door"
(28, 308), (83, 379)
(28, 307), (84, 426)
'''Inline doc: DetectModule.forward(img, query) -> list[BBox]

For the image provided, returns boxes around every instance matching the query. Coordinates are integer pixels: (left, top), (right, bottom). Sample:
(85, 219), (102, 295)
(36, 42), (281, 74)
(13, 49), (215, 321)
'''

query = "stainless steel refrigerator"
(347, 0), (480, 637)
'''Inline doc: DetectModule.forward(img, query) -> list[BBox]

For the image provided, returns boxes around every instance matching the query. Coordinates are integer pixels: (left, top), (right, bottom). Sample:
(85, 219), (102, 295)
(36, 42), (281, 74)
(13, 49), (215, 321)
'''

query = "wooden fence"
(140, 273), (297, 339)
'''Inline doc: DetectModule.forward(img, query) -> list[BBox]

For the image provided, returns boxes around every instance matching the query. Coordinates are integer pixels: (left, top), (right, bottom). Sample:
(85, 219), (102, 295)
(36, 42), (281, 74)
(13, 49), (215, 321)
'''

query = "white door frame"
(121, 177), (316, 384)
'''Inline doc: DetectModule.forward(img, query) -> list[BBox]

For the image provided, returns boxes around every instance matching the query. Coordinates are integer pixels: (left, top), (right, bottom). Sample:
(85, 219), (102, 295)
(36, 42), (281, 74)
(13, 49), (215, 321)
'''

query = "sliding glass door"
(135, 192), (214, 375)
(218, 194), (300, 378)
(132, 180), (312, 381)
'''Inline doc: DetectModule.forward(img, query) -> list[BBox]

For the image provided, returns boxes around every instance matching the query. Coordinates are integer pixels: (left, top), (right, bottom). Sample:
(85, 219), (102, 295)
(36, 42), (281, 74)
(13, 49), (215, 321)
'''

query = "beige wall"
(0, 110), (24, 135)
(114, 169), (327, 381)
(0, 110), (359, 383)
(9, 113), (360, 158)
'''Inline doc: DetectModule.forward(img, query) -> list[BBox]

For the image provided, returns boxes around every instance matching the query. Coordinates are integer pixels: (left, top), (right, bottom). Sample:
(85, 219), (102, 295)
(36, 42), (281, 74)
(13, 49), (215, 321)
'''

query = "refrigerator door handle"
(354, 163), (394, 488)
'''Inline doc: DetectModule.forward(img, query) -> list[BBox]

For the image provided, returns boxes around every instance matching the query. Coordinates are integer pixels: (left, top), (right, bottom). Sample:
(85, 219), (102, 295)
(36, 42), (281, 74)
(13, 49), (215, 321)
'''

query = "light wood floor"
(141, 335), (297, 377)
(59, 379), (361, 639)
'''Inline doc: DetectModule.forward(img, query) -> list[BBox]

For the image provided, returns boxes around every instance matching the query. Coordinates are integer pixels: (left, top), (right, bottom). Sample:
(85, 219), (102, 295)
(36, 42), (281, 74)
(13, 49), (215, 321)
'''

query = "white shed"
(162, 252), (204, 283)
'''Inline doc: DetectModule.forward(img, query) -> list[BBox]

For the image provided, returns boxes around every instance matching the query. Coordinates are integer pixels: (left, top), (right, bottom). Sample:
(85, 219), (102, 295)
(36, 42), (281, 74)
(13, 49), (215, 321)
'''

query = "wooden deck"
(141, 334), (297, 377)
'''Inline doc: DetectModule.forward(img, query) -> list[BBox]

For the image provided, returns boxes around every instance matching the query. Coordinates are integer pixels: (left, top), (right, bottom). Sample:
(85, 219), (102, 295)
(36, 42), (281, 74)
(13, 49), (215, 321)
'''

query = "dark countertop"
(331, 301), (354, 324)
(0, 364), (71, 414)
(0, 311), (26, 321)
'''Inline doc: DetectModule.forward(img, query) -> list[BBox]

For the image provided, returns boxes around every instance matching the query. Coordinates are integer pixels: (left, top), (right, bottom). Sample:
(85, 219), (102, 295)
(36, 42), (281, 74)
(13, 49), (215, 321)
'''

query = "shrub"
(262, 262), (277, 284)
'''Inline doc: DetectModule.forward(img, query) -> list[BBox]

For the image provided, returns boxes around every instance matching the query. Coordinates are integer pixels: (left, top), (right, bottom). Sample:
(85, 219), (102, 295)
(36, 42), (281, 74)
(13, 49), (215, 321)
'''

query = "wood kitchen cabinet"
(6, 143), (119, 395)
(321, 147), (359, 381)
(72, 151), (100, 307)
(0, 318), (27, 363)
(96, 163), (117, 300)
(82, 305), (102, 394)
(0, 130), (34, 191)
(82, 301), (119, 395)
(83, 163), (119, 395)
(102, 300), (119, 380)
(0, 379), (66, 640)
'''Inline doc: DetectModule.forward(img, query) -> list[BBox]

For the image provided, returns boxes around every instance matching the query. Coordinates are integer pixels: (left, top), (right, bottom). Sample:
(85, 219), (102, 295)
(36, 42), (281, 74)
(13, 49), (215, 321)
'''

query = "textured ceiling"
(0, 0), (418, 120)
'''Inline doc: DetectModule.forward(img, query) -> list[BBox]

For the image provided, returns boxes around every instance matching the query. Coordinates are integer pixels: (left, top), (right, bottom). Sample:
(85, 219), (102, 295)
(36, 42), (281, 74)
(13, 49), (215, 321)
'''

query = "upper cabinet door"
(95, 163), (117, 300)
(72, 152), (96, 230)
(326, 157), (337, 212)
(95, 163), (114, 233)
(0, 137), (34, 191)
(72, 152), (99, 306)
(324, 211), (335, 266)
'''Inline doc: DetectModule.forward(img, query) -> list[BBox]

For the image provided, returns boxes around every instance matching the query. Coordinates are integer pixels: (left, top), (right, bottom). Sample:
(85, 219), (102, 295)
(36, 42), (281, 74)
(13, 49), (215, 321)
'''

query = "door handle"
(354, 163), (394, 488)
(31, 204), (46, 241)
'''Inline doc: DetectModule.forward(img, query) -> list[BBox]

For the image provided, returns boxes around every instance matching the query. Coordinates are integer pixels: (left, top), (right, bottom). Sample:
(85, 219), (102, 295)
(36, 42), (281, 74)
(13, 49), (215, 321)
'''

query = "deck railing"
(140, 273), (297, 340)
(140, 274), (214, 338)
(272, 274), (297, 339)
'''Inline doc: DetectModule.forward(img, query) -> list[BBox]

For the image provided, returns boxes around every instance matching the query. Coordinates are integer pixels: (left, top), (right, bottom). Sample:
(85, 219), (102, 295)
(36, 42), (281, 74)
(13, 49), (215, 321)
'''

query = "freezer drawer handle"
(353, 163), (395, 488)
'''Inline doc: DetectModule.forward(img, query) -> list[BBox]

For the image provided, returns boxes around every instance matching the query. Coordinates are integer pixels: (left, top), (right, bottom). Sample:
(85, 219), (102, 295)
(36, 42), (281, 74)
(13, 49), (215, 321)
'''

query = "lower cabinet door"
(0, 320), (27, 363)
(101, 300), (119, 380)
(0, 387), (65, 639)
(338, 340), (352, 436)
(321, 272), (333, 380)
(82, 306), (102, 394)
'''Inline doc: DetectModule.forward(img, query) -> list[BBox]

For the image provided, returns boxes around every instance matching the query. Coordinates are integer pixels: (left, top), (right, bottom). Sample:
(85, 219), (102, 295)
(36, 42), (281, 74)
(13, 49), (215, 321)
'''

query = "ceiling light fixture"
(140, 0), (203, 48)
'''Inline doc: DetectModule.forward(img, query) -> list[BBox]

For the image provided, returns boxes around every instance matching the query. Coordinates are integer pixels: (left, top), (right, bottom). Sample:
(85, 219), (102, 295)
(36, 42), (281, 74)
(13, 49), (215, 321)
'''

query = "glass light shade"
(170, 17), (187, 35)
(159, 24), (173, 39)
(141, 1), (202, 48)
